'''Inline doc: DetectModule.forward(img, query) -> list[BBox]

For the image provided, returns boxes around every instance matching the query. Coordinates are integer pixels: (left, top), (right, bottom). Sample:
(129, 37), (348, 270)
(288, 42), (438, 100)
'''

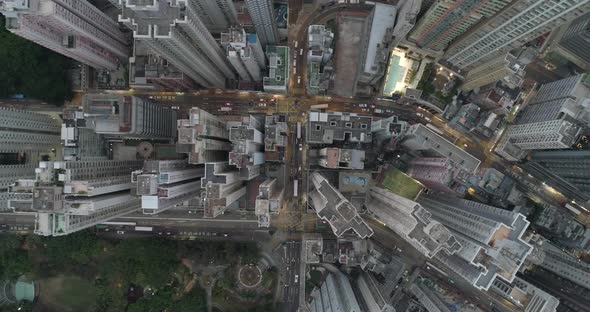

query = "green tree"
(42, 230), (102, 269)
(108, 238), (178, 286)
(127, 286), (174, 312)
(0, 15), (72, 104)
(0, 235), (32, 279)
(170, 287), (207, 312)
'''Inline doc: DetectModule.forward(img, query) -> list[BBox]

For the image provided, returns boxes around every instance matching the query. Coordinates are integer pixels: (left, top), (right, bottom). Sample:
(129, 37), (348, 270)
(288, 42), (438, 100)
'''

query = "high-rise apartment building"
(135, 160), (204, 214)
(309, 271), (362, 312)
(365, 187), (462, 258)
(228, 115), (265, 180)
(13, 160), (144, 236)
(555, 12), (590, 71)
(221, 28), (264, 82)
(418, 194), (533, 290)
(264, 115), (288, 162)
(119, 0), (236, 88)
(0, 0), (128, 70)
(83, 94), (178, 141)
(201, 162), (246, 218)
(0, 108), (61, 212)
(192, 0), (238, 33)
(524, 150), (590, 204)
(309, 172), (374, 239)
(245, 0), (279, 47)
(461, 53), (525, 91)
(444, 0), (590, 69)
(407, 157), (460, 194)
(307, 25), (334, 65)
(177, 108), (232, 165)
(129, 40), (195, 91)
(538, 240), (590, 289)
(496, 74), (590, 161)
(0, 107), (61, 154)
(408, 0), (511, 51)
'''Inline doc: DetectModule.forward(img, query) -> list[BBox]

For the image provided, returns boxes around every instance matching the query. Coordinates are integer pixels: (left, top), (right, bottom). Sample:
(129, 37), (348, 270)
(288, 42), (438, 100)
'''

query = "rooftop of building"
(308, 111), (372, 144)
(309, 172), (374, 239)
(403, 124), (481, 173)
(264, 46), (289, 87)
(363, 3), (396, 75)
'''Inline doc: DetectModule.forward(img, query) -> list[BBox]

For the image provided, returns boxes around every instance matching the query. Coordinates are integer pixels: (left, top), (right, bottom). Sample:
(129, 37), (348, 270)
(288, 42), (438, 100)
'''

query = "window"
(360, 124), (367, 129)
(345, 122), (352, 128)
(330, 121), (337, 127)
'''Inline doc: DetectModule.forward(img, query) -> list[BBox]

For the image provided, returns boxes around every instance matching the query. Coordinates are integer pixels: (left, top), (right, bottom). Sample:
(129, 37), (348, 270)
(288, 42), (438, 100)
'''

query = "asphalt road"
(280, 240), (302, 312)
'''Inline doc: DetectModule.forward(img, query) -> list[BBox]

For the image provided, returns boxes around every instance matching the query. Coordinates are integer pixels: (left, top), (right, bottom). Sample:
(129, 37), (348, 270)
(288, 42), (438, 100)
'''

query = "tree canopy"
(0, 15), (72, 104)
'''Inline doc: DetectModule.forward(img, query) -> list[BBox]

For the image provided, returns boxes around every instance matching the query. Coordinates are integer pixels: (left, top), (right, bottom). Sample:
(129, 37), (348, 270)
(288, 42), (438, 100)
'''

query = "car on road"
(294, 275), (299, 283)
(299, 48), (303, 56)
(298, 144), (303, 151)
(116, 230), (125, 235)
(358, 104), (367, 107)
(171, 106), (180, 110)
(297, 76), (301, 84)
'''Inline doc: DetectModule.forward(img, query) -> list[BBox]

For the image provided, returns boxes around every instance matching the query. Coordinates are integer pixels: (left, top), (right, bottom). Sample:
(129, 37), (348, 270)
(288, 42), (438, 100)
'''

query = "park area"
(0, 231), (276, 312)
(380, 167), (424, 200)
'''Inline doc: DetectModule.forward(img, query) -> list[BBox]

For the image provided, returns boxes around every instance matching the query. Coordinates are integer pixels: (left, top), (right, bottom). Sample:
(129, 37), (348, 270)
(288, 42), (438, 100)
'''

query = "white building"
(0, 0), (128, 69)
(445, 0), (590, 69)
(307, 25), (334, 65)
(119, 0), (236, 88)
(496, 74), (590, 161)
(245, 0), (279, 46)
(83, 94), (177, 140)
(419, 194), (533, 290)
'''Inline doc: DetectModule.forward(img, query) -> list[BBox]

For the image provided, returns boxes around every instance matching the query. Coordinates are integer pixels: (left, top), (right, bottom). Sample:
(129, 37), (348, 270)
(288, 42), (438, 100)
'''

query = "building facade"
(418, 194), (533, 290)
(496, 74), (590, 160)
(83, 94), (178, 140)
(120, 0), (236, 88)
(309, 271), (362, 312)
(408, 0), (511, 51)
(0, 0), (129, 70)
(444, 0), (590, 69)
(177, 108), (232, 165)
(192, 0), (238, 33)
(524, 150), (590, 204)
(245, 0), (279, 47)
(461, 53), (525, 91)
(221, 28), (263, 82)
(556, 12), (590, 71)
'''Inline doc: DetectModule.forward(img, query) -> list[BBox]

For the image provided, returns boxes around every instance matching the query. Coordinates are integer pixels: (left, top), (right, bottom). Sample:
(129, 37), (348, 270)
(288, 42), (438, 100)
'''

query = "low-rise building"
(308, 112), (372, 144)
(401, 124), (481, 173)
(317, 148), (365, 170)
(263, 46), (289, 93)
